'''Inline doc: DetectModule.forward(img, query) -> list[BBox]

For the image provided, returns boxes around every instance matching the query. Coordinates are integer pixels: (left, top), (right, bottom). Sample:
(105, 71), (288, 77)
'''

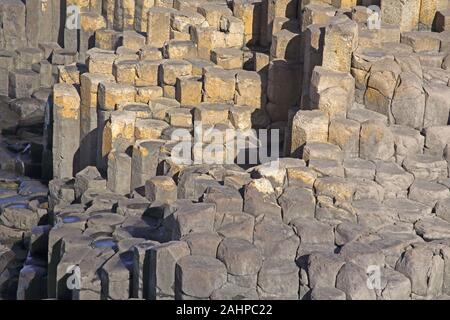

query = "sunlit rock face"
(0, 0), (450, 301)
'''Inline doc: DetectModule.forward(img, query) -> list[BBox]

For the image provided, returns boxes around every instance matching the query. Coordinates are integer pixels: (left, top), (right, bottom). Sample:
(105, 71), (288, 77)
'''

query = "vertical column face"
(291, 110), (329, 157)
(0, 68), (8, 96)
(113, 0), (124, 31)
(101, 111), (136, 174)
(8, 70), (40, 99)
(80, 73), (114, 168)
(259, 0), (269, 46)
(52, 83), (81, 179)
(309, 66), (355, 120)
(419, 0), (447, 29)
(233, 0), (263, 45)
(146, 7), (172, 48)
(381, 0), (421, 32)
(359, 119), (395, 161)
(321, 15), (358, 73)
(131, 139), (164, 190)
(302, 24), (325, 108)
(122, 0), (136, 30)
(107, 150), (132, 194)
(0, 0), (27, 50)
(96, 109), (113, 172)
(148, 241), (190, 300)
(266, 0), (298, 45)
(26, 0), (53, 47)
(135, 0), (156, 32)
(64, 0), (93, 51)
(331, 0), (357, 9)
(266, 59), (302, 122)
(103, 0), (116, 29)
(79, 13), (107, 61)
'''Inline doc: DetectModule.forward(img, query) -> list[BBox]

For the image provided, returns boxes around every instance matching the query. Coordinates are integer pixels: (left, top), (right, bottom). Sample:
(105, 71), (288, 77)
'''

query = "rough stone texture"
(0, 0), (450, 302)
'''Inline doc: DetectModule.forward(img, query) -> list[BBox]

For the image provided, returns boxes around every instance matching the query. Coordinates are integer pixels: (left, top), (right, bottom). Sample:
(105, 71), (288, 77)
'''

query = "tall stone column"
(79, 12), (106, 62)
(147, 7), (173, 48)
(131, 139), (165, 191)
(107, 150), (132, 195)
(52, 84), (81, 178)
(321, 15), (358, 73)
(0, 0), (26, 50)
(381, 0), (421, 32)
(26, 0), (56, 47)
(80, 73), (114, 169)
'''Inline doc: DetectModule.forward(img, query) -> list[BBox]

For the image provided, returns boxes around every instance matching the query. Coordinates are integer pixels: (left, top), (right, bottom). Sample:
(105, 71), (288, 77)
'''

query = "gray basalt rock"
(335, 262), (377, 300)
(176, 255), (227, 299)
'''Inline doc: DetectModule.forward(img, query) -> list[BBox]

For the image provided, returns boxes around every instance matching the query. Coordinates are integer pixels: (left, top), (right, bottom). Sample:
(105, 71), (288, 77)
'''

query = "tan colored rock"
(303, 142), (343, 163)
(391, 72), (426, 129)
(163, 40), (197, 60)
(391, 125), (424, 164)
(203, 68), (236, 103)
(139, 45), (163, 60)
(267, 59), (301, 120)
(381, 0), (421, 32)
(165, 108), (193, 128)
(87, 50), (117, 74)
(103, 0), (116, 29)
(79, 12), (107, 60)
(291, 110), (329, 157)
(235, 70), (263, 108)
(270, 29), (301, 62)
(80, 73), (115, 108)
(136, 86), (163, 104)
(58, 65), (81, 85)
(52, 84), (81, 178)
(211, 48), (244, 70)
(328, 118), (360, 158)
(266, 0), (298, 44)
(135, 0), (156, 32)
(310, 66), (355, 119)
(113, 60), (138, 85)
(95, 29), (121, 50)
(322, 15), (358, 73)
(176, 76), (203, 106)
(147, 7), (174, 48)
(301, 4), (336, 32)
(197, 3), (233, 29)
(401, 31), (441, 52)
(194, 103), (230, 126)
(102, 111), (136, 156)
(121, 31), (146, 51)
(286, 166), (318, 189)
(229, 105), (254, 130)
(359, 120), (395, 161)
(136, 60), (162, 87)
(419, 0), (447, 28)
(314, 176), (355, 204)
(145, 176), (177, 204)
(364, 58), (402, 117)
